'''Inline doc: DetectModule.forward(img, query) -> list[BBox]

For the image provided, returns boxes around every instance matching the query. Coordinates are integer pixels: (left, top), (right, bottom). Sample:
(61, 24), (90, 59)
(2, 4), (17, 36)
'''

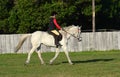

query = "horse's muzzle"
(77, 37), (82, 42)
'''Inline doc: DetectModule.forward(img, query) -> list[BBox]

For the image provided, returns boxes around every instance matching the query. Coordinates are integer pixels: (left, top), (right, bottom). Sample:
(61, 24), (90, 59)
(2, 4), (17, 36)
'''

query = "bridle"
(62, 27), (82, 41)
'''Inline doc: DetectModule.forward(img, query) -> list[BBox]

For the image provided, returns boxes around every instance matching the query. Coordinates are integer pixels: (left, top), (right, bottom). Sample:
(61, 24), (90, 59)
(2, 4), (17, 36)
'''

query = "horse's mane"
(63, 25), (75, 31)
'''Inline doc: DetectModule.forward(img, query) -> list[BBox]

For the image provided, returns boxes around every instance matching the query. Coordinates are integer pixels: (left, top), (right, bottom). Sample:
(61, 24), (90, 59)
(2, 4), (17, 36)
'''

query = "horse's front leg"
(62, 45), (73, 65)
(49, 48), (60, 64)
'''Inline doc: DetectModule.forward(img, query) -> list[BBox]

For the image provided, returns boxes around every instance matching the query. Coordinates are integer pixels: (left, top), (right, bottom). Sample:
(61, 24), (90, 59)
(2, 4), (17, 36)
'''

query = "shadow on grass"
(62, 58), (114, 64)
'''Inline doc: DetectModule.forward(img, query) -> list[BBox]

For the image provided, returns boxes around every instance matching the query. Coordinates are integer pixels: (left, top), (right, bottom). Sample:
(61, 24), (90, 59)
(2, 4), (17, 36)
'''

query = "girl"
(48, 11), (62, 48)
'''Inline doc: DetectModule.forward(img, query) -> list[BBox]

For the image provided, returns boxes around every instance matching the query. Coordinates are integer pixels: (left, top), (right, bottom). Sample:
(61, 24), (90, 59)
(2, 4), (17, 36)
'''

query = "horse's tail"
(15, 34), (31, 52)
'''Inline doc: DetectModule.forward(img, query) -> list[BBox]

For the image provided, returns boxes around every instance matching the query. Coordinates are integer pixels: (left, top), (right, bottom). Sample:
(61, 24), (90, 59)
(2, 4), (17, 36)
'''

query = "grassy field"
(0, 50), (120, 77)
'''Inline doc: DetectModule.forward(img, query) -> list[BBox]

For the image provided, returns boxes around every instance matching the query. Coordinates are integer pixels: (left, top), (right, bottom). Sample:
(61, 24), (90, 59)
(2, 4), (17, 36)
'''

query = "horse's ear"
(77, 25), (82, 29)
(72, 24), (75, 26)
(80, 25), (82, 28)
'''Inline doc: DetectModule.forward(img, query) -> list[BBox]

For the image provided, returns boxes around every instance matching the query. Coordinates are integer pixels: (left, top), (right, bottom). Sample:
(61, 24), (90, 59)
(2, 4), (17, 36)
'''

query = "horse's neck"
(59, 30), (72, 39)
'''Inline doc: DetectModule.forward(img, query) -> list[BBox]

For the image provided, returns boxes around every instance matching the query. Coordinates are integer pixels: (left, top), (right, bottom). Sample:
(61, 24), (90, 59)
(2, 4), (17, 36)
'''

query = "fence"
(0, 31), (120, 53)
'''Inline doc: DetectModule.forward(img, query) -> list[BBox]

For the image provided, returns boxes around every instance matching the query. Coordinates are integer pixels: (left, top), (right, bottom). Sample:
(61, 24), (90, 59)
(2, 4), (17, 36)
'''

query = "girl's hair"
(51, 11), (58, 16)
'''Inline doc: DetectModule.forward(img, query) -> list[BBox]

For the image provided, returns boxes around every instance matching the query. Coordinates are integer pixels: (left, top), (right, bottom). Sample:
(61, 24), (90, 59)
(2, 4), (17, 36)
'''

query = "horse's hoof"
(49, 63), (52, 65)
(24, 63), (28, 66)
(49, 62), (53, 65)
(70, 63), (74, 65)
(24, 61), (29, 65)
(41, 63), (46, 65)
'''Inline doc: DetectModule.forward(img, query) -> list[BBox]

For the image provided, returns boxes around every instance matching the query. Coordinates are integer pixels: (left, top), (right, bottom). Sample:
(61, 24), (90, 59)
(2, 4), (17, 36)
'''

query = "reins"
(62, 29), (80, 39)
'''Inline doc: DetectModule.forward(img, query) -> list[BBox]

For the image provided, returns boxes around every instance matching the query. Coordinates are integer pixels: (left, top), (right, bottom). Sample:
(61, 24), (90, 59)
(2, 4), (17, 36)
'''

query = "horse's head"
(70, 25), (82, 41)
(63, 25), (82, 41)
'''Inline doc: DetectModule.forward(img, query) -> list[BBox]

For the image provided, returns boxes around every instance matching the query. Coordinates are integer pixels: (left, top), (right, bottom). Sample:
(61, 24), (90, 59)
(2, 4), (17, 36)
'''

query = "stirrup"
(56, 43), (62, 48)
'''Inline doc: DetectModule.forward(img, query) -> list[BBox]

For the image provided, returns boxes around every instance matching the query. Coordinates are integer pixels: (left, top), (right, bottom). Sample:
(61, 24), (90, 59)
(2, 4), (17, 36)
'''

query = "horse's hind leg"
(50, 48), (60, 64)
(25, 46), (37, 64)
(36, 45), (45, 64)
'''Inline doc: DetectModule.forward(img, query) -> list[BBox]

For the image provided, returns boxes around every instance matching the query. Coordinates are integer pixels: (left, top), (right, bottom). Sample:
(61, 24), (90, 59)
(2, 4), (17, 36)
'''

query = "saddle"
(48, 31), (62, 41)
(48, 31), (62, 47)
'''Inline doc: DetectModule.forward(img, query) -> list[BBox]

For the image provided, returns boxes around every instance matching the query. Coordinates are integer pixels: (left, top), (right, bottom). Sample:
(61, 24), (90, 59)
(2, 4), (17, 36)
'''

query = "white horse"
(15, 25), (82, 65)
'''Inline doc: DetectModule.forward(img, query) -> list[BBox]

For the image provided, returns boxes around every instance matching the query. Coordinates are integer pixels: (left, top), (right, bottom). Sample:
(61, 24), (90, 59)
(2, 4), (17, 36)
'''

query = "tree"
(92, 0), (95, 32)
(8, 0), (76, 33)
(0, 0), (14, 33)
(96, 0), (120, 30)
(0, 0), (120, 33)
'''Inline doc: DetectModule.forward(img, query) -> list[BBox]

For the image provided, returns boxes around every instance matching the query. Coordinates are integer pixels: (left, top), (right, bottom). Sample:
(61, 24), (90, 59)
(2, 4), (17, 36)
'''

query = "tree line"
(0, 0), (119, 34)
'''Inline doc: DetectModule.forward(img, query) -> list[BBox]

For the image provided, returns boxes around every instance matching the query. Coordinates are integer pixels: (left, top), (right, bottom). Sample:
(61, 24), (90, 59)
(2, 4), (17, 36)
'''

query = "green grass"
(0, 50), (120, 77)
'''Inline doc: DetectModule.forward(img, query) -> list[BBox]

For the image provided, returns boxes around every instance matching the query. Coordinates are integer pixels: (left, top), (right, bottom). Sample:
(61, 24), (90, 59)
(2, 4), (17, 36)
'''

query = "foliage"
(7, 0), (76, 33)
(96, 0), (120, 29)
(0, 0), (120, 33)
(0, 0), (13, 33)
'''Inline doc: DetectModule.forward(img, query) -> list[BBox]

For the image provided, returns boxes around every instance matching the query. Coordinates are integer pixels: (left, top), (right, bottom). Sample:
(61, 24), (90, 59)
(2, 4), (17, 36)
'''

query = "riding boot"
(55, 35), (62, 48)
(58, 33), (62, 41)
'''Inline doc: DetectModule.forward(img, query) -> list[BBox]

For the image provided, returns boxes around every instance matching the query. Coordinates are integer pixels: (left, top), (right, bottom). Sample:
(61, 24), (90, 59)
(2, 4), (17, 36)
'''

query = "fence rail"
(0, 31), (120, 53)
